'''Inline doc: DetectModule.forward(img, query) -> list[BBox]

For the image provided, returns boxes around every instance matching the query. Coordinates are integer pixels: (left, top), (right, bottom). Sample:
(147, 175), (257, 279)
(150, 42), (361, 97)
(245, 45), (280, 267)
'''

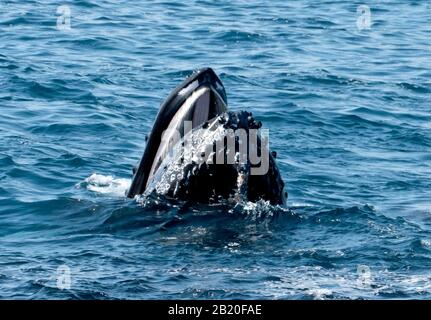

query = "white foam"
(82, 173), (131, 197)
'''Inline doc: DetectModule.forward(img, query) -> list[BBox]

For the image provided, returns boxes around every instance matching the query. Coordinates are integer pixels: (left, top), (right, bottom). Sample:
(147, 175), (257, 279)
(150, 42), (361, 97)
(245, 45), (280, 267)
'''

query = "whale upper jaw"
(127, 68), (228, 198)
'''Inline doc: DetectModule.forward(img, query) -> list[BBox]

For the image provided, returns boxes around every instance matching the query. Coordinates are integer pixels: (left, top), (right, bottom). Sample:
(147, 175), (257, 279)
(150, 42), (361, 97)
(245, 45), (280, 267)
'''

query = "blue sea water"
(1, 0), (431, 299)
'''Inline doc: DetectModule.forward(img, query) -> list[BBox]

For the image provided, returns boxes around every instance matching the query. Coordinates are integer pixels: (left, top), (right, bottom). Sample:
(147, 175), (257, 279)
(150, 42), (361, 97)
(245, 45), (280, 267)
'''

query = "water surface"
(0, 0), (430, 299)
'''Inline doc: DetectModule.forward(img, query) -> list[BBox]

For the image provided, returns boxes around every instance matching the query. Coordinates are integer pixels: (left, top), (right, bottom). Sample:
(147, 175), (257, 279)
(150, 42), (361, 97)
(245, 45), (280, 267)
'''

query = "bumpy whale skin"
(144, 111), (286, 205)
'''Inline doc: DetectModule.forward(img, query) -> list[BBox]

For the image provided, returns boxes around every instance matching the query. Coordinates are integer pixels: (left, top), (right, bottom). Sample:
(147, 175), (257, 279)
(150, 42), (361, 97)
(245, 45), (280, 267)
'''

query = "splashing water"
(80, 174), (131, 196)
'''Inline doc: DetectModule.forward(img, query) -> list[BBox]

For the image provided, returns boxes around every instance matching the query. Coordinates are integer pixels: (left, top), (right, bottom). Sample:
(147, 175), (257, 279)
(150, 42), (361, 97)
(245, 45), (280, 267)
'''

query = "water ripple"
(0, 0), (430, 299)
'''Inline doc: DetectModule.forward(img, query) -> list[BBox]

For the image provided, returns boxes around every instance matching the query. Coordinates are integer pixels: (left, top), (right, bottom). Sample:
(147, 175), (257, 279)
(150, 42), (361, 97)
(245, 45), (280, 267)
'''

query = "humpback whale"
(127, 68), (286, 205)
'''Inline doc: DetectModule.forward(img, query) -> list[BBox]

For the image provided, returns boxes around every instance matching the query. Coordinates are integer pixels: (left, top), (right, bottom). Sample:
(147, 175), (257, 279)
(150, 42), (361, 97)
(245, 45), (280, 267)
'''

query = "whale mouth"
(127, 68), (227, 198)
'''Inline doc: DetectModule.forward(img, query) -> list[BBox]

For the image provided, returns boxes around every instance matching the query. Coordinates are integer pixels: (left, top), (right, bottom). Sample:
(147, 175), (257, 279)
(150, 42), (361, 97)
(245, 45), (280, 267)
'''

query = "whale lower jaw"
(127, 68), (227, 198)
(146, 86), (226, 190)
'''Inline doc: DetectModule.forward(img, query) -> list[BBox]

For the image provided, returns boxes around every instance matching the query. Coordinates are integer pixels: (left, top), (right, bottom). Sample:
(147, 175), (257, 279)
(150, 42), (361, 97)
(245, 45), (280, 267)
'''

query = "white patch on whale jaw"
(146, 86), (214, 189)
(178, 80), (199, 96)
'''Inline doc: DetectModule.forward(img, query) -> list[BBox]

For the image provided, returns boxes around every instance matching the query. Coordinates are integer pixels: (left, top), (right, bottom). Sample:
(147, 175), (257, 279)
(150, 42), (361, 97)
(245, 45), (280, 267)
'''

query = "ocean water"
(1, 0), (430, 299)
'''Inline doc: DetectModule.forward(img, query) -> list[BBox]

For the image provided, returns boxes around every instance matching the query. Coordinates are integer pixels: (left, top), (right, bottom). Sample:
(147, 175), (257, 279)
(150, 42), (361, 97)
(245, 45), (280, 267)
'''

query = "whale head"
(127, 68), (286, 205)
